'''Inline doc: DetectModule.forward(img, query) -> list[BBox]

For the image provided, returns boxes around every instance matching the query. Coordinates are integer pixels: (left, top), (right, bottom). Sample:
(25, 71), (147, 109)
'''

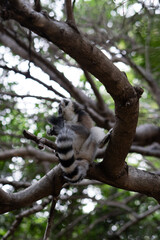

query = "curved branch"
(134, 124), (160, 146)
(23, 130), (57, 150)
(130, 143), (160, 158)
(0, 64), (65, 98)
(0, 90), (59, 102)
(0, 166), (64, 214)
(88, 164), (160, 203)
(101, 87), (143, 177)
(0, 178), (31, 189)
(1, 160), (160, 214)
(0, 146), (57, 163)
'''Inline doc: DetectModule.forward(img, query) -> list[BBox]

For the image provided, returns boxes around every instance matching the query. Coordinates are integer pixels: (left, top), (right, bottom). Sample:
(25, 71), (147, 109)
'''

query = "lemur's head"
(58, 99), (82, 123)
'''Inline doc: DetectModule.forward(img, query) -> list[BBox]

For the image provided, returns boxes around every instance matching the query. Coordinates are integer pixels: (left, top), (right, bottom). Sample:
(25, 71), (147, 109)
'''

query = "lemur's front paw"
(47, 128), (57, 136)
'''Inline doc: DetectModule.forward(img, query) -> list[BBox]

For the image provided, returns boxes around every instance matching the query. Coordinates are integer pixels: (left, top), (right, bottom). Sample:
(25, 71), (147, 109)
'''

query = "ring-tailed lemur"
(57, 99), (111, 148)
(48, 99), (111, 183)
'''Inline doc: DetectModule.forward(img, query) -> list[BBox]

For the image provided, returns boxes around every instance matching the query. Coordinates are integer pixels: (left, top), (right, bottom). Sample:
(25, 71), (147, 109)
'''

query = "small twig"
(65, 0), (79, 33)
(145, 14), (152, 72)
(54, 214), (86, 238)
(0, 178), (30, 189)
(0, 64), (65, 98)
(0, 91), (60, 102)
(65, 0), (75, 24)
(43, 197), (58, 240)
(72, 0), (76, 8)
(0, 130), (23, 138)
(34, 0), (42, 12)
(115, 204), (160, 236)
(2, 217), (23, 240)
(28, 30), (32, 74)
(23, 130), (57, 150)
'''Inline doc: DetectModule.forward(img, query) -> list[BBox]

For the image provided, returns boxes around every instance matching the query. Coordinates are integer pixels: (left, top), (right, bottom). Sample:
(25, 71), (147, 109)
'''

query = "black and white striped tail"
(56, 127), (88, 183)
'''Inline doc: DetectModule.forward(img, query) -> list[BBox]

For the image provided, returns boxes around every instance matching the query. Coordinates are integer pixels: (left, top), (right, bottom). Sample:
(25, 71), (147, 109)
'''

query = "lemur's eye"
(64, 99), (69, 106)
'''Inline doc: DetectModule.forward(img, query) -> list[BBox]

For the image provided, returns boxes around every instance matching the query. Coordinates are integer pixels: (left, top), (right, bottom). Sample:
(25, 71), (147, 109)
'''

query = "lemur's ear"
(63, 99), (69, 106)
(58, 98), (69, 115)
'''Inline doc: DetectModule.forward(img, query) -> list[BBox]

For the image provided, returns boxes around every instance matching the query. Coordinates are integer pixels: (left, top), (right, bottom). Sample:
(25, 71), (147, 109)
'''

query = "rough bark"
(0, 166), (64, 214)
(1, 163), (160, 214)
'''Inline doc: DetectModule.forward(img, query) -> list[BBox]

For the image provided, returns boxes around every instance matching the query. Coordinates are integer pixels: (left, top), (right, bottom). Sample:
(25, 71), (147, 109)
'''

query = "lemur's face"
(58, 99), (75, 121)
(58, 99), (68, 115)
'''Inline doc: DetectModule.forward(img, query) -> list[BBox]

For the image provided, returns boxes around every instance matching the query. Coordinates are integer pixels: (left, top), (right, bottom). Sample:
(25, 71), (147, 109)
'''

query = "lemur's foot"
(99, 128), (113, 148)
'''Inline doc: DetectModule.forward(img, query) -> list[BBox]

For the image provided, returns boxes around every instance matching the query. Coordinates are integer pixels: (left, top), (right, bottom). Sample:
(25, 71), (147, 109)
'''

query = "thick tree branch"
(1, 161), (160, 214)
(101, 87), (143, 177)
(88, 163), (160, 203)
(0, 166), (64, 214)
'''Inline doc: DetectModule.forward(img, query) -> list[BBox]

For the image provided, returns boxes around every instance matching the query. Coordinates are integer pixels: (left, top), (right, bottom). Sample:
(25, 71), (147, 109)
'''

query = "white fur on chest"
(65, 113), (78, 124)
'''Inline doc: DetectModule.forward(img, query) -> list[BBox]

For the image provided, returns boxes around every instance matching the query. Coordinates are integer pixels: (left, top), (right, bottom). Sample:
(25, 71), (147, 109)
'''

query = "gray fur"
(48, 98), (110, 183)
